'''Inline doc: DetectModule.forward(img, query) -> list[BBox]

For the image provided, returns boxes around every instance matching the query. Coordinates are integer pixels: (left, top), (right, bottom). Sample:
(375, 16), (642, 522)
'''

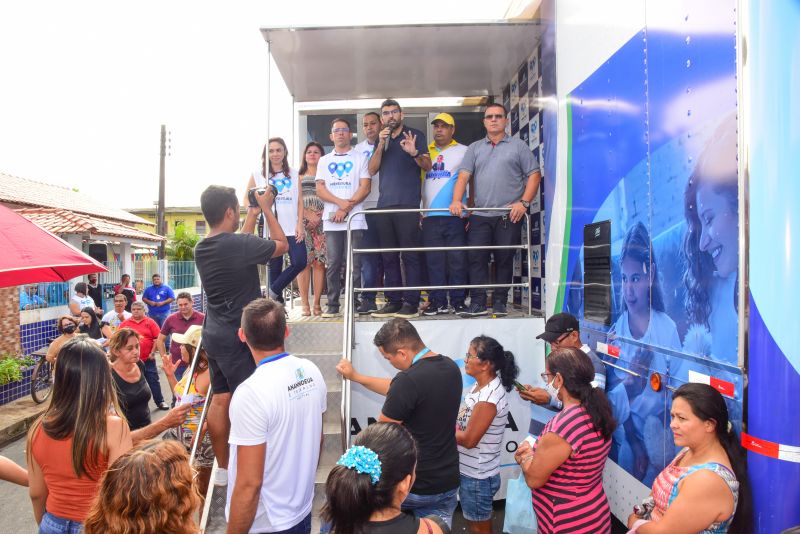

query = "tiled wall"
(0, 287), (21, 355)
(506, 43), (546, 313)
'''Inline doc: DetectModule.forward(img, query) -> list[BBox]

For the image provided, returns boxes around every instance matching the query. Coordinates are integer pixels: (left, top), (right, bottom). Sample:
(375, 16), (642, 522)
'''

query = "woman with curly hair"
(84, 439), (200, 534)
(27, 337), (132, 533)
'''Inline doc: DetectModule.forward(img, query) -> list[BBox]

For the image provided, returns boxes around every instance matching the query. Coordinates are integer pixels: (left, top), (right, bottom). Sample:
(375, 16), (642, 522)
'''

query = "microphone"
(383, 120), (397, 152)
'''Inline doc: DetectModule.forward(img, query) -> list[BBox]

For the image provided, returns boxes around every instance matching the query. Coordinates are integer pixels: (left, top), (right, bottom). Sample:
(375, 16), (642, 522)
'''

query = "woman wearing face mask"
(682, 116), (739, 366)
(295, 141), (328, 316)
(627, 383), (752, 533)
(45, 316), (80, 364)
(456, 336), (519, 534)
(606, 222), (681, 485)
(514, 347), (616, 534)
(246, 138), (307, 305)
(323, 422), (448, 534)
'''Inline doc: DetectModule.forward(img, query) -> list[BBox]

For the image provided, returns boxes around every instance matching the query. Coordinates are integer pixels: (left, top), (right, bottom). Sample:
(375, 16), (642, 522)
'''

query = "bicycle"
(30, 349), (53, 404)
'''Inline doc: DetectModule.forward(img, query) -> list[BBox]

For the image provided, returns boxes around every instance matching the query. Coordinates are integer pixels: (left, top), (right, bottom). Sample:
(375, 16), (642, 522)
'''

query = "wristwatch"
(520, 199), (530, 208)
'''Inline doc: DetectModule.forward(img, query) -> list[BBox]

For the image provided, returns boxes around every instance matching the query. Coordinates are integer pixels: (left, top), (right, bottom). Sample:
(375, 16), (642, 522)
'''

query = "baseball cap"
(431, 113), (455, 126)
(536, 313), (580, 342)
(172, 324), (202, 348)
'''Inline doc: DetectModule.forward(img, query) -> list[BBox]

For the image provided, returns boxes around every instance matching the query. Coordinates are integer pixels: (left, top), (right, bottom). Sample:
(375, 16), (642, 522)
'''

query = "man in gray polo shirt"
(449, 103), (541, 316)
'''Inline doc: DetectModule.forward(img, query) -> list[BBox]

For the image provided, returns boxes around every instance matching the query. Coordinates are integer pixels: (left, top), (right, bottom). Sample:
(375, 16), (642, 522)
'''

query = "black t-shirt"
(366, 513), (450, 534)
(381, 355), (462, 495)
(87, 284), (103, 309)
(377, 125), (428, 209)
(112, 361), (151, 430)
(194, 233), (275, 359)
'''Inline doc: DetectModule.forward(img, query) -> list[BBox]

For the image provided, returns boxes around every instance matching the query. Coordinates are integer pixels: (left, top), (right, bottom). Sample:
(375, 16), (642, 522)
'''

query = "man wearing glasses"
(368, 99), (432, 319)
(521, 312), (607, 410)
(449, 103), (541, 317)
(316, 117), (372, 318)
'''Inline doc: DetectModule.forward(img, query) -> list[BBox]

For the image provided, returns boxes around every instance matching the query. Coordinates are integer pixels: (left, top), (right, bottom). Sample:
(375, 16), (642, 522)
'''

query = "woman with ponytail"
(627, 383), (751, 533)
(514, 347), (616, 534)
(322, 422), (447, 534)
(455, 335), (519, 534)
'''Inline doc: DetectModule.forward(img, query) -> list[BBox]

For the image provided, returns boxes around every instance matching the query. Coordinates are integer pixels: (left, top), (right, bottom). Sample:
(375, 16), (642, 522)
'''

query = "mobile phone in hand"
(514, 381), (527, 392)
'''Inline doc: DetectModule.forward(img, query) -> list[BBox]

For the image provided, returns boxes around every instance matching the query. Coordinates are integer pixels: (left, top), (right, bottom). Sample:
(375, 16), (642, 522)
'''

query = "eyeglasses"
(551, 333), (570, 345)
(483, 114), (505, 120)
(540, 372), (553, 382)
(464, 353), (480, 361)
(381, 109), (401, 116)
(332, 128), (350, 134)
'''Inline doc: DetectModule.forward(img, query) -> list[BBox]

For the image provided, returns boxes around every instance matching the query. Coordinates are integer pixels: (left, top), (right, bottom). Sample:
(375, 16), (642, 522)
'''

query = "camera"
(247, 185), (279, 208)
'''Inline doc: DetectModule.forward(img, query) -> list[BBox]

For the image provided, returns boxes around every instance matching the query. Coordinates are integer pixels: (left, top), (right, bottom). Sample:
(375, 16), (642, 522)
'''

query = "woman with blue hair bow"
(323, 422), (449, 534)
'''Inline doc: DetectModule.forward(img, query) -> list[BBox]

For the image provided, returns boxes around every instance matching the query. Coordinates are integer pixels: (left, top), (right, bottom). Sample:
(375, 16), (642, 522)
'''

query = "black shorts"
(206, 343), (256, 394)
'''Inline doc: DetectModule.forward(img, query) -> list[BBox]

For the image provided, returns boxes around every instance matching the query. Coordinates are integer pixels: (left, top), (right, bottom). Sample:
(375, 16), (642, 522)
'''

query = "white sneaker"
(214, 467), (228, 486)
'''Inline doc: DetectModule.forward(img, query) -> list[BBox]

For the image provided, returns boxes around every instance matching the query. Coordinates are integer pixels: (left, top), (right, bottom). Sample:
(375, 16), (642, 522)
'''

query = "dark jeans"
(325, 230), (363, 310)
(375, 210), (422, 305)
(360, 211), (383, 303)
(256, 512), (311, 534)
(422, 216), (467, 306)
(467, 214), (522, 307)
(149, 313), (167, 328)
(269, 236), (308, 297)
(143, 357), (165, 405)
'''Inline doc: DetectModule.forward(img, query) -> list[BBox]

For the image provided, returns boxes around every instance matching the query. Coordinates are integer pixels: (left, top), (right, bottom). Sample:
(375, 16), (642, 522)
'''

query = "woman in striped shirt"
(456, 336), (519, 534)
(514, 347), (616, 533)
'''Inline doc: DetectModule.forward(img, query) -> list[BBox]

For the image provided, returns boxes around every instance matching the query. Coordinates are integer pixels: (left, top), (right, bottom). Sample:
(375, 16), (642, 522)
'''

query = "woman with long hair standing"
(296, 141), (328, 316)
(108, 328), (189, 441)
(514, 347), (616, 534)
(456, 335), (519, 534)
(78, 306), (103, 341)
(246, 137), (307, 305)
(27, 337), (132, 533)
(84, 439), (200, 534)
(627, 383), (751, 533)
(323, 422), (447, 534)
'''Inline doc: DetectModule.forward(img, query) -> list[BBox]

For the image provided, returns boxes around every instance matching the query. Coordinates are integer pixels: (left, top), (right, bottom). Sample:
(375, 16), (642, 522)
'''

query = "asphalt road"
(0, 362), (175, 533)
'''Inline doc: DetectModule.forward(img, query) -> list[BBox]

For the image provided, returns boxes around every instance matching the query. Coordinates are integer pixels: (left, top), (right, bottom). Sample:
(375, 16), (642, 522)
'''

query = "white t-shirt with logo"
(354, 139), (380, 209)
(316, 149), (370, 231)
(70, 294), (95, 311)
(101, 310), (132, 329)
(255, 168), (300, 237)
(226, 354), (327, 533)
(423, 142), (468, 217)
(456, 376), (509, 479)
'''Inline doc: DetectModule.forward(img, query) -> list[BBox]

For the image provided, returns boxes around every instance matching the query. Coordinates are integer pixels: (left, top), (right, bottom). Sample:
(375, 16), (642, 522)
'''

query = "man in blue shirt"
(142, 273), (175, 328)
(368, 99), (432, 319)
(19, 285), (48, 310)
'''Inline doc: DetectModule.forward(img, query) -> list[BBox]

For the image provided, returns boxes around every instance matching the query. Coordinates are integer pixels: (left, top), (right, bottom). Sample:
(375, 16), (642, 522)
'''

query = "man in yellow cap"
(420, 113), (470, 315)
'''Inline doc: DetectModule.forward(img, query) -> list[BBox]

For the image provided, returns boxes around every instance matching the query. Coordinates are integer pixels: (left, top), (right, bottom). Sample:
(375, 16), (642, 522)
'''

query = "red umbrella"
(0, 203), (107, 288)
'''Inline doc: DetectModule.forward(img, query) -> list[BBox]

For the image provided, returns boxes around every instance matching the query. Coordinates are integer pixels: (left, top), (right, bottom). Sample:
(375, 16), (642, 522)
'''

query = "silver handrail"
(341, 207), (535, 449)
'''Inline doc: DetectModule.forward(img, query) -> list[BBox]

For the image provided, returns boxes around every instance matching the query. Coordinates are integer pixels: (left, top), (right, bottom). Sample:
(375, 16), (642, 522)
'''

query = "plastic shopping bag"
(502, 473), (537, 534)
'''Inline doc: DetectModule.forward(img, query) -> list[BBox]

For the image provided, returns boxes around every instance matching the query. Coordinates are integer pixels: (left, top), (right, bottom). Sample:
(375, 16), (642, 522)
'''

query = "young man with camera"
(194, 184), (288, 486)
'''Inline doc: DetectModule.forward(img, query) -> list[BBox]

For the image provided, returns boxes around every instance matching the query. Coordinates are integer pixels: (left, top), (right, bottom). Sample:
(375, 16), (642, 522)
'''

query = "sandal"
(301, 305), (311, 317)
(313, 305), (323, 316)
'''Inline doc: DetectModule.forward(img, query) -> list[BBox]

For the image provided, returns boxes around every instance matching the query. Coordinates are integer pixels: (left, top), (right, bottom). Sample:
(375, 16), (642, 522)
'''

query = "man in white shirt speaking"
(226, 298), (327, 534)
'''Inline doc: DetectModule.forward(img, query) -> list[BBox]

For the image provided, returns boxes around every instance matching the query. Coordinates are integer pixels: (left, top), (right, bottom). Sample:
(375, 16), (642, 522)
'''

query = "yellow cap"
(431, 113), (455, 126)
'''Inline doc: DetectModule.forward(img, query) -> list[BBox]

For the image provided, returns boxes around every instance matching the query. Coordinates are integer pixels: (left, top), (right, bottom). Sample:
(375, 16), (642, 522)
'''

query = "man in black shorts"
(195, 184), (288, 485)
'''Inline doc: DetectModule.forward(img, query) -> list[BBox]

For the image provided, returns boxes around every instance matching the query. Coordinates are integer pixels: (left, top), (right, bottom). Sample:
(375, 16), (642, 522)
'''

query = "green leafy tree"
(166, 223), (200, 261)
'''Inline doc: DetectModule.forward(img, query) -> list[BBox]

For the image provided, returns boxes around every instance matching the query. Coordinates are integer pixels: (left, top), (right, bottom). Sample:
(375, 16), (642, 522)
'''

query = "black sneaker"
(452, 303), (468, 315)
(372, 302), (403, 318)
(492, 302), (508, 317)
(423, 303), (449, 316)
(356, 300), (378, 315)
(394, 303), (419, 319)
(458, 302), (488, 317)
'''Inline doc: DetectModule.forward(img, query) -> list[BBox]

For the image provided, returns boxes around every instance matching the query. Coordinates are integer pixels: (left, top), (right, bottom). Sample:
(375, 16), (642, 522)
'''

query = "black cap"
(536, 313), (580, 342)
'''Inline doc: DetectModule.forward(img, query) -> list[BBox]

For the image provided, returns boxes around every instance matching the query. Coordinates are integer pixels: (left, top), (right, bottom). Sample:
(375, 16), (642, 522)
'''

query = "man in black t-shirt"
(195, 184), (288, 485)
(336, 318), (462, 528)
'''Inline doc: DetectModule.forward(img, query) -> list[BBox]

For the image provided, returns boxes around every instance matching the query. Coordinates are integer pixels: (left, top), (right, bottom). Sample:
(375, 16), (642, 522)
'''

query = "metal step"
(285, 320), (344, 354)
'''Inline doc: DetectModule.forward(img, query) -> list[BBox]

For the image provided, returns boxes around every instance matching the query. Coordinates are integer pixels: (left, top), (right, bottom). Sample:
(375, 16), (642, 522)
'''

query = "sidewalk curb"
(0, 405), (46, 448)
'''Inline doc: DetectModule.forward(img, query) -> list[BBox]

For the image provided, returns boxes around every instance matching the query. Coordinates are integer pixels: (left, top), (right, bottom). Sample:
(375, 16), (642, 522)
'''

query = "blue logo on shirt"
(328, 161), (354, 177)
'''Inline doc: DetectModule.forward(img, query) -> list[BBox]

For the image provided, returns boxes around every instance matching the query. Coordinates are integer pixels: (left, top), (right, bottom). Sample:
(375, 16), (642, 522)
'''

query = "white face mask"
(544, 375), (560, 400)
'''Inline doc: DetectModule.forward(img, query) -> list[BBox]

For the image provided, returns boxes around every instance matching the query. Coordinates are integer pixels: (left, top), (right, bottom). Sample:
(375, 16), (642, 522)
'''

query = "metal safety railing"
(340, 207), (536, 449)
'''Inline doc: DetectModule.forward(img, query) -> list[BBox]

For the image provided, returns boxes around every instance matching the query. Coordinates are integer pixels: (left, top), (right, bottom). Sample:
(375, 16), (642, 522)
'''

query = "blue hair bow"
(336, 445), (382, 485)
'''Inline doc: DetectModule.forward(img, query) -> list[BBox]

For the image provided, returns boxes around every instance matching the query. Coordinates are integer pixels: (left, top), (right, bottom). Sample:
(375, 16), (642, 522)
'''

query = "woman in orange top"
(27, 337), (132, 533)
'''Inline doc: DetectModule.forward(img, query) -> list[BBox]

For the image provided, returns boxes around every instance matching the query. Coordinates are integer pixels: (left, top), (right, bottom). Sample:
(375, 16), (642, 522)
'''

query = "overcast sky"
(0, 1), (507, 211)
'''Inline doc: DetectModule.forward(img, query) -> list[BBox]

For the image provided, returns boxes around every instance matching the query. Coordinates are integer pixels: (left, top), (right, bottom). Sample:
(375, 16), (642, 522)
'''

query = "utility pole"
(157, 124), (166, 259)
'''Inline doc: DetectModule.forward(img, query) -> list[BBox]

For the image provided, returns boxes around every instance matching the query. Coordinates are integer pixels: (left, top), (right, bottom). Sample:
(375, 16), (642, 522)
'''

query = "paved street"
(0, 362), (174, 532)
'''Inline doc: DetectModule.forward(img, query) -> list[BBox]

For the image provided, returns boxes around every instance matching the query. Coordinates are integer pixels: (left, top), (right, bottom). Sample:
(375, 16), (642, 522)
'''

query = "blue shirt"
(19, 290), (46, 310)
(376, 125), (429, 209)
(142, 284), (175, 316)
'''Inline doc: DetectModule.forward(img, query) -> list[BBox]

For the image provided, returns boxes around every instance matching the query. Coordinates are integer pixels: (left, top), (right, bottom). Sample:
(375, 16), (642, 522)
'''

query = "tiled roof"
(0, 172), (152, 226)
(16, 208), (164, 243)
